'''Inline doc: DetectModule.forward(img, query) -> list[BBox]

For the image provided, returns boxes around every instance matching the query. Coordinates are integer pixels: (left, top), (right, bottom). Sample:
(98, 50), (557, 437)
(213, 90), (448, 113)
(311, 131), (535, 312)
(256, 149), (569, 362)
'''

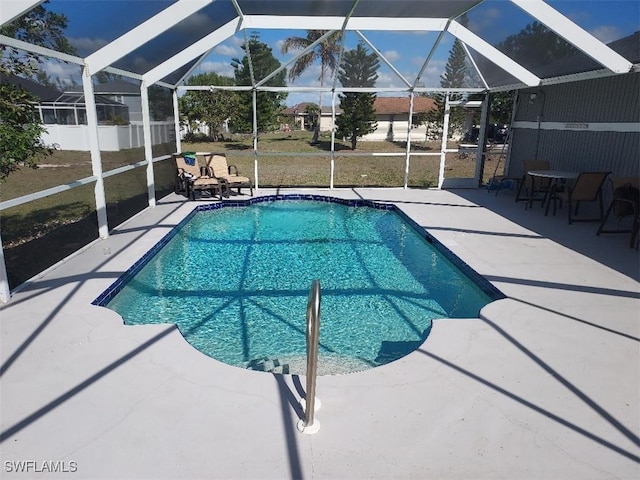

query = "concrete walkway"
(1, 188), (638, 479)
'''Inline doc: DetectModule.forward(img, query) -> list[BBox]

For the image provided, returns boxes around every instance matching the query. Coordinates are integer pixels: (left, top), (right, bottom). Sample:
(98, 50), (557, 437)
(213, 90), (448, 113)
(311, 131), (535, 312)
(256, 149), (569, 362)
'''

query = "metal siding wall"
(509, 73), (640, 178)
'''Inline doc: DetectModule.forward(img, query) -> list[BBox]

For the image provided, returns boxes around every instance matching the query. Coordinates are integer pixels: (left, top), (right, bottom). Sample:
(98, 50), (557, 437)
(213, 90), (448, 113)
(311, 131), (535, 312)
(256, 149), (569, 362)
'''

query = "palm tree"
(281, 30), (342, 144)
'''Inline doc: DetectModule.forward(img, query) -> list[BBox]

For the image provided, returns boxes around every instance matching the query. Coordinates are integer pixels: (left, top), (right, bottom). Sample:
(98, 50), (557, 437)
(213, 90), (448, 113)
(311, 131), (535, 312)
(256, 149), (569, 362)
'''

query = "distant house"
(1, 74), (173, 151)
(283, 96), (437, 142)
(91, 80), (143, 122)
(365, 96), (436, 142)
(282, 102), (341, 132)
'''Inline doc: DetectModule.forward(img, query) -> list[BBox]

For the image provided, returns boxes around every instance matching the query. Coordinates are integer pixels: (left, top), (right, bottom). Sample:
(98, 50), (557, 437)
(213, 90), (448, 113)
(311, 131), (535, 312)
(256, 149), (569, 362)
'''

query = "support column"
(403, 92), (414, 189)
(82, 66), (109, 238)
(252, 89), (259, 190)
(474, 93), (490, 186)
(438, 93), (451, 189)
(173, 89), (181, 154)
(0, 230), (10, 303)
(140, 82), (156, 207)
(330, 90), (336, 190)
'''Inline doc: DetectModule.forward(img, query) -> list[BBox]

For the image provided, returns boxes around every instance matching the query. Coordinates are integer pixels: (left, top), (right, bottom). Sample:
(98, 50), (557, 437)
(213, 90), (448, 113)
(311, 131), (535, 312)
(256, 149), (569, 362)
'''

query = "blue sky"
(42, 0), (640, 106)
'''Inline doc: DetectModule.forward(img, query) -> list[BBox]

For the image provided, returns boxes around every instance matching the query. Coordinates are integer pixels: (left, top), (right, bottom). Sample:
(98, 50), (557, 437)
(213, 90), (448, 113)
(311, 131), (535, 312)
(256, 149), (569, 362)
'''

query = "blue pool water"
(96, 196), (503, 375)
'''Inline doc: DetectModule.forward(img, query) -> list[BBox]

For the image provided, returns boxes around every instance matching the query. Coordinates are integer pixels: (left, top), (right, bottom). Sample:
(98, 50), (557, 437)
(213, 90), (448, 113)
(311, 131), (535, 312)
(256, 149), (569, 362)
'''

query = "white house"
(283, 97), (437, 142)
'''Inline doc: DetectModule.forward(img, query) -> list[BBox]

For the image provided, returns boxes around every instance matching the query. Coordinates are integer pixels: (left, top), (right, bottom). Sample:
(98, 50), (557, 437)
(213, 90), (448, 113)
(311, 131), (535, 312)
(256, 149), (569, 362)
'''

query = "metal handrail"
(298, 279), (321, 434)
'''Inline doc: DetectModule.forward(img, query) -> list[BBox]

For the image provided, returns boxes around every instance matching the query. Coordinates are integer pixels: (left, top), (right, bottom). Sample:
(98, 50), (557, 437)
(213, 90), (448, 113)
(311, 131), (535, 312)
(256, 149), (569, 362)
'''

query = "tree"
(178, 72), (238, 140)
(231, 33), (287, 134)
(0, 84), (52, 180)
(281, 30), (342, 144)
(300, 103), (320, 132)
(0, 1), (75, 180)
(500, 21), (578, 72)
(334, 42), (379, 150)
(429, 38), (469, 139)
(0, 2), (75, 79)
(146, 85), (173, 122)
(489, 91), (514, 125)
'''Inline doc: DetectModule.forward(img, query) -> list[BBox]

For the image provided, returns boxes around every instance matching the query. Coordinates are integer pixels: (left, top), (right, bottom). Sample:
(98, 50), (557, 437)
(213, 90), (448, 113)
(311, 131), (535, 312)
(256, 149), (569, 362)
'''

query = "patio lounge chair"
(548, 171), (611, 224)
(596, 176), (640, 248)
(175, 154), (227, 201)
(205, 153), (253, 196)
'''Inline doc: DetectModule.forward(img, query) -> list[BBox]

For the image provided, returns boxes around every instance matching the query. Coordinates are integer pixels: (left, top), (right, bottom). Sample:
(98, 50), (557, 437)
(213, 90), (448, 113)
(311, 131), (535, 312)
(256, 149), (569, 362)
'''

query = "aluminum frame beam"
(240, 15), (449, 32)
(0, 0), (45, 25)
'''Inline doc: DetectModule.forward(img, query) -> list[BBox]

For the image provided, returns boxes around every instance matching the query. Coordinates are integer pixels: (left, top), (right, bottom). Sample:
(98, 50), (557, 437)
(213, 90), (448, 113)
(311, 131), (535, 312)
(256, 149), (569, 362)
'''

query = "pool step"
(246, 357), (290, 374)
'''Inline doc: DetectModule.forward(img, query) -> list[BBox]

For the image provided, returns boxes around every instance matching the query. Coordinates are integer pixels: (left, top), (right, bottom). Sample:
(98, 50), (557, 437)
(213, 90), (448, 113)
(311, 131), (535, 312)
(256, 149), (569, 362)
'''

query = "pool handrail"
(298, 279), (321, 434)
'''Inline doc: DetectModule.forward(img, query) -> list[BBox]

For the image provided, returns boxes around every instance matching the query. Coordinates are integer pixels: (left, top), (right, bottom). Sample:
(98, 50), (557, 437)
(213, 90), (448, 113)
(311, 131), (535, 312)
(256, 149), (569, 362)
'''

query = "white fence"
(41, 122), (175, 151)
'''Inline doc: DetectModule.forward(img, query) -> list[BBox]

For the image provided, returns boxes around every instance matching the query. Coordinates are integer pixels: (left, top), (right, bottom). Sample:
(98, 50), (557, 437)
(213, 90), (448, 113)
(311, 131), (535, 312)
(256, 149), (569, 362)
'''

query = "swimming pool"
(94, 195), (504, 375)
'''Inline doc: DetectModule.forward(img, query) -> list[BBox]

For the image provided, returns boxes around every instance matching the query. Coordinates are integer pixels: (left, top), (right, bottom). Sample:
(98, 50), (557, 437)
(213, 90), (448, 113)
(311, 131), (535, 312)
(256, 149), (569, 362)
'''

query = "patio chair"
(205, 153), (253, 196)
(548, 171), (611, 224)
(596, 177), (640, 248)
(175, 154), (227, 201)
(516, 159), (551, 204)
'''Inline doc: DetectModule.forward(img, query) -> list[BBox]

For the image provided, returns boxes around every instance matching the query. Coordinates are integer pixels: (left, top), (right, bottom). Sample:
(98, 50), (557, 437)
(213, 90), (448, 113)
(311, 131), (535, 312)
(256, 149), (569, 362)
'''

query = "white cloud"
(275, 39), (286, 53)
(467, 7), (502, 31)
(407, 58), (446, 88)
(590, 25), (621, 44)
(288, 63), (322, 86)
(213, 44), (240, 57)
(175, 12), (211, 31)
(40, 59), (82, 87)
(382, 50), (400, 62)
(69, 36), (108, 54)
(411, 56), (427, 67)
(376, 71), (408, 89)
(198, 61), (235, 78)
(230, 36), (245, 47)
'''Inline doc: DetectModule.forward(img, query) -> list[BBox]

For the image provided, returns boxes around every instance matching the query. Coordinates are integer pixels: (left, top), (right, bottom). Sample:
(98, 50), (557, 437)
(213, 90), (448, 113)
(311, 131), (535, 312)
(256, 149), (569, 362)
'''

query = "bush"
(182, 131), (213, 143)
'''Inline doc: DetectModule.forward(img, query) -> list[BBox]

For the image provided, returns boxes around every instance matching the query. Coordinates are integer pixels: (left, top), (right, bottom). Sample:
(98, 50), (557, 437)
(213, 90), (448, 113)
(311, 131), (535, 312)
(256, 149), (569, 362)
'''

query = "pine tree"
(231, 33), (287, 133)
(335, 43), (379, 150)
(430, 38), (468, 138)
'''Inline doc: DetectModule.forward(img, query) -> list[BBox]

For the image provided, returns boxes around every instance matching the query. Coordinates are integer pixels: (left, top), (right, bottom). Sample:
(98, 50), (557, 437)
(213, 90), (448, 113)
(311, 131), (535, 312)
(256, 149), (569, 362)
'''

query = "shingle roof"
(373, 96), (435, 114)
(65, 79), (141, 95)
(0, 73), (62, 101)
(93, 80), (141, 94)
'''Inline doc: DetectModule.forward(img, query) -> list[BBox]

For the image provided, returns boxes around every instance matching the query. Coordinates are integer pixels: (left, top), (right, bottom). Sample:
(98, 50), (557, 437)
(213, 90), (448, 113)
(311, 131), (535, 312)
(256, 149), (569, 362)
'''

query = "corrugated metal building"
(507, 31), (639, 180)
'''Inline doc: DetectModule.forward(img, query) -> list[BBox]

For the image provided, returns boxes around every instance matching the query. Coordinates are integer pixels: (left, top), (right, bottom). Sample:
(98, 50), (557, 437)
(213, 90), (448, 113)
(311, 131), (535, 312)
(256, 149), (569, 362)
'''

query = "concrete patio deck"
(1, 187), (638, 479)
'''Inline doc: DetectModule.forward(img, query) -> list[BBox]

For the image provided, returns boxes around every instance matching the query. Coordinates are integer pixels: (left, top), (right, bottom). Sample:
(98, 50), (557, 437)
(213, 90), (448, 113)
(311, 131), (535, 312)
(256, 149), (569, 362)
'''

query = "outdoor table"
(526, 170), (580, 213)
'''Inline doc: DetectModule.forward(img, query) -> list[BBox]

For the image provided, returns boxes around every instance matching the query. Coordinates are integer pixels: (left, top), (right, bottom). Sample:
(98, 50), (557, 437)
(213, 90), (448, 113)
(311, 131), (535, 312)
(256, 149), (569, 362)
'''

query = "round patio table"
(526, 170), (579, 213)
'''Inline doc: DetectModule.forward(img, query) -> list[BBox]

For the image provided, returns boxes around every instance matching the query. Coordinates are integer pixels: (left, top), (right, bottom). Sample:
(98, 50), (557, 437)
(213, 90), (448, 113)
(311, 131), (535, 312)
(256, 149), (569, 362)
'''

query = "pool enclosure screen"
(39, 93), (130, 125)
